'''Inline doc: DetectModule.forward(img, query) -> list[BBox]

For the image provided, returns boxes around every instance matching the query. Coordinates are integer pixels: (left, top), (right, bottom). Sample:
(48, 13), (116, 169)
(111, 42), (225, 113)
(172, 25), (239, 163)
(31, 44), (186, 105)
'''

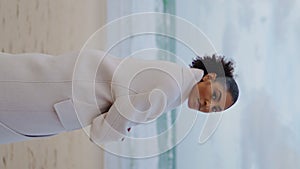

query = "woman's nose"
(202, 99), (210, 111)
(205, 100), (210, 107)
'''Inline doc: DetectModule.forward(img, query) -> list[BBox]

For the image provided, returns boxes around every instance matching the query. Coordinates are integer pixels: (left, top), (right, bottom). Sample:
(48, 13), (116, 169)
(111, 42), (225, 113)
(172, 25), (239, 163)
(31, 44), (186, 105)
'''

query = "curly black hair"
(189, 54), (239, 108)
(189, 54), (235, 78)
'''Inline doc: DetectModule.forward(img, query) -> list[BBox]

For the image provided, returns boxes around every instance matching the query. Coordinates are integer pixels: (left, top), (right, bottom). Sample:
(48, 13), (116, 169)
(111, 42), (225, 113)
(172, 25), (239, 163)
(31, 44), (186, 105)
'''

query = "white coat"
(0, 49), (203, 145)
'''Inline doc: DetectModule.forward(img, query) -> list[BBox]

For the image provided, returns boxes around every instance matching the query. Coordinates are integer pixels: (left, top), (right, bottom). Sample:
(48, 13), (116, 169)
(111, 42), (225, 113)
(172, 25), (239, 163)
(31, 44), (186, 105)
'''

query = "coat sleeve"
(89, 88), (167, 144)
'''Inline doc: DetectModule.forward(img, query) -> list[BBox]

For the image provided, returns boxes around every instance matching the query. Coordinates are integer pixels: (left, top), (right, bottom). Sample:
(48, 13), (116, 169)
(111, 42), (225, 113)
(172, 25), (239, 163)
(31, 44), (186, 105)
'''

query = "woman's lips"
(196, 98), (200, 110)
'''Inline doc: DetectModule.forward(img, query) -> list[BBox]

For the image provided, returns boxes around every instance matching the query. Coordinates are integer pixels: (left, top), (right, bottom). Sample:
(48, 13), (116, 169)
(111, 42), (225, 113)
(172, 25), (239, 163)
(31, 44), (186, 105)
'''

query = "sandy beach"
(0, 0), (107, 168)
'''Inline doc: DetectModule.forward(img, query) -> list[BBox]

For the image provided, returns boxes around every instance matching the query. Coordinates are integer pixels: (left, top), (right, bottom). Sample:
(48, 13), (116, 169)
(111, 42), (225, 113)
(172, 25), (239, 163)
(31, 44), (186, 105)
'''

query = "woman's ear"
(202, 73), (217, 81)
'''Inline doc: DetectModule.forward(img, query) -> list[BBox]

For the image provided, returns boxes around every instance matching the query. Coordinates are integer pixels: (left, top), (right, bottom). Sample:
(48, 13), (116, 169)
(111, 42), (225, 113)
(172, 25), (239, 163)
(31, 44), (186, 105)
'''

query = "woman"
(0, 49), (239, 144)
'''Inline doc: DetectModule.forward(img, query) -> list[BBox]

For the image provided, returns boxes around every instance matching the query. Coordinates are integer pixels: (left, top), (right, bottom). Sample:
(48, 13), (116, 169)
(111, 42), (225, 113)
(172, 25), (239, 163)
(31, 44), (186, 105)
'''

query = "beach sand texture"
(0, 0), (107, 168)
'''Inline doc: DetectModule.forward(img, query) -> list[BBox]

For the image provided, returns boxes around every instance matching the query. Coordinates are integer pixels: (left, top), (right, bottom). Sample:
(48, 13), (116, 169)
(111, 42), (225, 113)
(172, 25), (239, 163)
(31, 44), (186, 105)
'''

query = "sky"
(176, 0), (300, 169)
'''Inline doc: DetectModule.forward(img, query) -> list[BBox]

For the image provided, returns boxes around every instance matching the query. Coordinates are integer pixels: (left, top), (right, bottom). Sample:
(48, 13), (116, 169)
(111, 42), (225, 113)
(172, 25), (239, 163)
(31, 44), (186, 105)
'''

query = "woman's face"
(188, 73), (233, 113)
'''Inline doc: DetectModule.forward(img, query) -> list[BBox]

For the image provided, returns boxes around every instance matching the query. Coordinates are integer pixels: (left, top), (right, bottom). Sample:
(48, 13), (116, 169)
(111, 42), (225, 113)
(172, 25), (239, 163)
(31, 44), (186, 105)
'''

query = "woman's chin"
(187, 99), (196, 110)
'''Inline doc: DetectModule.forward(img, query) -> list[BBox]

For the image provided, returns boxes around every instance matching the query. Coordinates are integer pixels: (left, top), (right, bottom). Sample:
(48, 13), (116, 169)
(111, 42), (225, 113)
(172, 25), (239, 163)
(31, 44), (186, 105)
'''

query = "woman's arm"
(89, 89), (167, 144)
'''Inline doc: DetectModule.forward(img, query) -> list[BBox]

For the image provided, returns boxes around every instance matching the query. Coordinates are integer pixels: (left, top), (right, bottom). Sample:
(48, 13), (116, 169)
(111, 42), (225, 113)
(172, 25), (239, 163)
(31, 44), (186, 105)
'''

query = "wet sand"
(0, 0), (107, 168)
